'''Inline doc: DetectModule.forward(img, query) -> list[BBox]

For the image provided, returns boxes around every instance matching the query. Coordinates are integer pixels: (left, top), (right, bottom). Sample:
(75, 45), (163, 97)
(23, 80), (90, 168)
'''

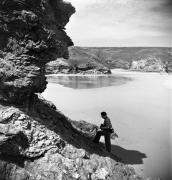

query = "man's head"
(101, 111), (107, 119)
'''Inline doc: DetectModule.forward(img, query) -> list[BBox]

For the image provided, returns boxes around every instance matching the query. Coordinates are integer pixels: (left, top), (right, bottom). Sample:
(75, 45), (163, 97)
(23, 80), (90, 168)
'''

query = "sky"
(65, 0), (172, 47)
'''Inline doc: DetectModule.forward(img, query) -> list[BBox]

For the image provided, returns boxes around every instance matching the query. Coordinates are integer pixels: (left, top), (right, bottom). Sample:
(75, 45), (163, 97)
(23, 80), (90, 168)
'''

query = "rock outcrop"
(46, 58), (111, 74)
(0, 95), (143, 180)
(0, 0), (75, 104)
(46, 46), (111, 75)
(0, 0), (145, 180)
(130, 57), (164, 72)
(46, 58), (71, 74)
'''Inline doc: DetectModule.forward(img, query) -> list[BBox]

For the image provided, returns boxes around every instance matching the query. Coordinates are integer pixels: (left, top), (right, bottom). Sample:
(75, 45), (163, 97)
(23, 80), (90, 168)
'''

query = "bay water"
(42, 70), (171, 180)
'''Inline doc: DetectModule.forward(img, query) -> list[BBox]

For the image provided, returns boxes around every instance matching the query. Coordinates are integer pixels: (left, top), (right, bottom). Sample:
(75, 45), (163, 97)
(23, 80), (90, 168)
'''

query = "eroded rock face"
(0, 0), (75, 104)
(0, 95), (143, 180)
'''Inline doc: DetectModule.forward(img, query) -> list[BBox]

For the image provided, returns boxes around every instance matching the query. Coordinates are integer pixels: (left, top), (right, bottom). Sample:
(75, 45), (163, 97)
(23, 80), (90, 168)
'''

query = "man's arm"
(100, 126), (110, 130)
(100, 117), (112, 130)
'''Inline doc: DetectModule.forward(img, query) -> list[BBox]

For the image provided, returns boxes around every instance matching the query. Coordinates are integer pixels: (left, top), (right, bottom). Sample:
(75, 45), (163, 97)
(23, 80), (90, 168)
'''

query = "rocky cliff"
(0, 1), (144, 180)
(0, 95), (143, 180)
(0, 0), (74, 104)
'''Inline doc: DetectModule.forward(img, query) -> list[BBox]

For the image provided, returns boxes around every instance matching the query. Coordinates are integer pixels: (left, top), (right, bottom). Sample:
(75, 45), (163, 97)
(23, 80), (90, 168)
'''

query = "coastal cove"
(0, 0), (171, 179)
(43, 69), (171, 180)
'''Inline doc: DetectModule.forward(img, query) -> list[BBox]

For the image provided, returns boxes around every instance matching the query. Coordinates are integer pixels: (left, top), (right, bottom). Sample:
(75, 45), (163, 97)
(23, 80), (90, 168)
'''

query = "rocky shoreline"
(46, 58), (111, 75)
(0, 94), (144, 180)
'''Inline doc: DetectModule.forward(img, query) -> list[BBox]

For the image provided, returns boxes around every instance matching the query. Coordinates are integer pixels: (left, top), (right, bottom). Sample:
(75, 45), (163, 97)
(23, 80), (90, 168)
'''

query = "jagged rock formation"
(0, 0), (145, 180)
(0, 95), (143, 180)
(46, 58), (71, 74)
(0, 0), (75, 104)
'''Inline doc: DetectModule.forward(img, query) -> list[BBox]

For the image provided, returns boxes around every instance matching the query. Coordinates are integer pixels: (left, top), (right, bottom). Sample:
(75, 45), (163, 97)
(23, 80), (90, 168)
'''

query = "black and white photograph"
(0, 0), (171, 180)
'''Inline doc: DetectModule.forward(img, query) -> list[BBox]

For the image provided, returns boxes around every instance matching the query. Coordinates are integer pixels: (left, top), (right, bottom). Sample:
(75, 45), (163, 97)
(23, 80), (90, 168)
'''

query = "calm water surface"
(43, 71), (171, 180)
(46, 75), (132, 89)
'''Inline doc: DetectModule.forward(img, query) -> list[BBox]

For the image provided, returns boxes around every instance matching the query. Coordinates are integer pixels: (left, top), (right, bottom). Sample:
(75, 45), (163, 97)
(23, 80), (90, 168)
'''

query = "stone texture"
(0, 95), (144, 180)
(71, 120), (118, 140)
(46, 58), (71, 74)
(0, 0), (75, 104)
(71, 120), (98, 139)
(130, 57), (164, 72)
(46, 58), (111, 74)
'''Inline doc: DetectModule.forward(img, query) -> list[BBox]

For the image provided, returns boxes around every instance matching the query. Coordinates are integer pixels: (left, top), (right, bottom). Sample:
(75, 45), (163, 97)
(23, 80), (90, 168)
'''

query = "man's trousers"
(93, 130), (111, 152)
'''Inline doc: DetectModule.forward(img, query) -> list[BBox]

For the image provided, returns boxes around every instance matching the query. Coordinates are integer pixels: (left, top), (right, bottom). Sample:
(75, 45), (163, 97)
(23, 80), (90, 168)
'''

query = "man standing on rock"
(93, 112), (114, 152)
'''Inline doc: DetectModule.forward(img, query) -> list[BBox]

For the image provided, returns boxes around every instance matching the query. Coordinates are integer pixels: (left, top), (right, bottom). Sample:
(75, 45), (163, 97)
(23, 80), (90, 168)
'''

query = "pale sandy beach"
(43, 70), (171, 180)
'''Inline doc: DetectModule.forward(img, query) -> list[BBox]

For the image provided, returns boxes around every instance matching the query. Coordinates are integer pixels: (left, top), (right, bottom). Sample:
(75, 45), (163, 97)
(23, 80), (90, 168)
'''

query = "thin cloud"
(66, 0), (172, 47)
(151, 0), (172, 16)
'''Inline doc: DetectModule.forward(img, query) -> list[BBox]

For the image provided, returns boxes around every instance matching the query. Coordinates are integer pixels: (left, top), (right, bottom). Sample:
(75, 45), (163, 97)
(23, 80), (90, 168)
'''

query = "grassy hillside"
(76, 46), (172, 71)
(46, 46), (172, 74)
(67, 46), (111, 70)
(46, 46), (111, 74)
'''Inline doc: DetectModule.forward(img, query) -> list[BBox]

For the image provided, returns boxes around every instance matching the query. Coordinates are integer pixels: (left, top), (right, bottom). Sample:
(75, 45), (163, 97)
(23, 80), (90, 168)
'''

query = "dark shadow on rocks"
(1, 94), (146, 167)
(0, 152), (48, 169)
(0, 95), (148, 180)
(111, 145), (147, 165)
(0, 154), (25, 168)
(15, 94), (122, 162)
(0, 131), (29, 157)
